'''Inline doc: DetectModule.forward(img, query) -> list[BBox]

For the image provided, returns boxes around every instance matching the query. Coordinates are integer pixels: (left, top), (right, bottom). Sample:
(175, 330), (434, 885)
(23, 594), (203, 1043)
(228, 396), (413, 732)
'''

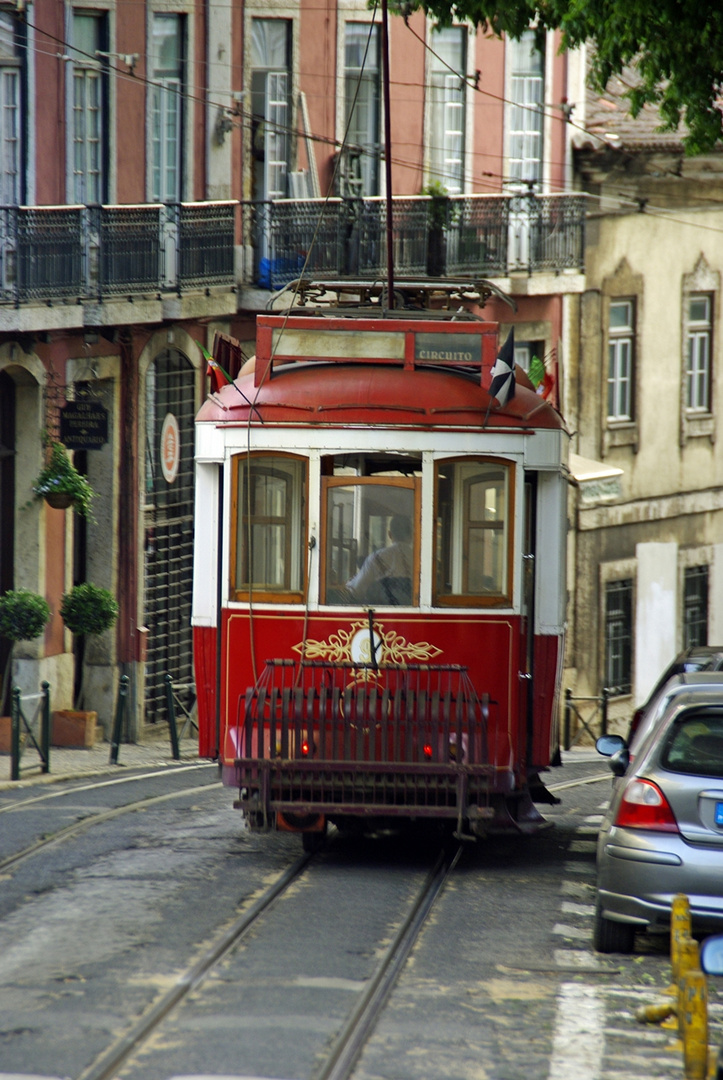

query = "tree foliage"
(400, 0), (723, 153)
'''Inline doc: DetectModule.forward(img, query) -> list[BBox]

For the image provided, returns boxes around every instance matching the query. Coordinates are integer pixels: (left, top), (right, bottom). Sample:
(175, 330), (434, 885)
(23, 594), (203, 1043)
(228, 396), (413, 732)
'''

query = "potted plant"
(32, 441), (96, 520)
(55, 583), (119, 746)
(0, 589), (51, 748)
(423, 181), (453, 277)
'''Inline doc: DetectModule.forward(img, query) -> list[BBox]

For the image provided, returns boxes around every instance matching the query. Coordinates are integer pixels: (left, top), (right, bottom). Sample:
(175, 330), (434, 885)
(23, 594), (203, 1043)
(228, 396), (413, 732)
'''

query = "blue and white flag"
(489, 328), (515, 408)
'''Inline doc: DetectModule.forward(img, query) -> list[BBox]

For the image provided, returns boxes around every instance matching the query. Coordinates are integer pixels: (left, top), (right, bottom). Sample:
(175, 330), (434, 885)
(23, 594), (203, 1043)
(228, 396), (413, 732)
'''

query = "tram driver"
(346, 515), (413, 605)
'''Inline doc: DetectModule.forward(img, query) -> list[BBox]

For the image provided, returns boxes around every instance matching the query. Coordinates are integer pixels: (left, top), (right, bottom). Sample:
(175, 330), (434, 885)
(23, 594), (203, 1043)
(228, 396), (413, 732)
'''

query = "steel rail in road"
(0, 776), (222, 872)
(316, 842), (464, 1080)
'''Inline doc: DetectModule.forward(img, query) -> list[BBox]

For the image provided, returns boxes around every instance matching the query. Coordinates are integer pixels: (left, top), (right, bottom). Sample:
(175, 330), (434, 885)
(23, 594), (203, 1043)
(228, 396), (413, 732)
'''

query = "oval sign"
(160, 412), (180, 484)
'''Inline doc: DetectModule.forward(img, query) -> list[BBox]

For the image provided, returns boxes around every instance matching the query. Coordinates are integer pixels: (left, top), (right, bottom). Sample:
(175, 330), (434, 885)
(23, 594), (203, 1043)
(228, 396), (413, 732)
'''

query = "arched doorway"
(143, 347), (195, 724)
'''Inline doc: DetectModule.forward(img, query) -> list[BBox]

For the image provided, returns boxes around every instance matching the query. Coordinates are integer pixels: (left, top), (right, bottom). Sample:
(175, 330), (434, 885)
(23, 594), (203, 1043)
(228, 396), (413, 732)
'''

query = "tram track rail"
(0, 773), (222, 872)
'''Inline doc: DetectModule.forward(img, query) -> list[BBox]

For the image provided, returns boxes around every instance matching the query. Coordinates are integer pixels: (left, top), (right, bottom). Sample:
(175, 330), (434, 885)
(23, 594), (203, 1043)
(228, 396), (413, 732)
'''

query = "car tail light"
(629, 707), (644, 741)
(614, 778), (679, 832)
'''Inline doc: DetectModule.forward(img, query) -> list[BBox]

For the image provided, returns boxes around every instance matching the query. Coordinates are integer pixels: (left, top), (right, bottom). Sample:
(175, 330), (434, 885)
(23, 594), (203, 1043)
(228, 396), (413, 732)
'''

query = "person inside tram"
(346, 514), (413, 605)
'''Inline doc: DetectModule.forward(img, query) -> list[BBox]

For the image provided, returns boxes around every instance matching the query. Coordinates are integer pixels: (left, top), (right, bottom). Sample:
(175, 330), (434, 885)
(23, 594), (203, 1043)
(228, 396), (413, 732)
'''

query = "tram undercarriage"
(228, 658), (553, 843)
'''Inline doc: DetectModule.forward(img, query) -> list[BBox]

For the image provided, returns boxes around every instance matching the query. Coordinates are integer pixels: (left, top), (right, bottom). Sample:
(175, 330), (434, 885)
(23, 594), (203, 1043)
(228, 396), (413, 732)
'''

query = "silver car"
(629, 671), (723, 759)
(595, 688), (723, 953)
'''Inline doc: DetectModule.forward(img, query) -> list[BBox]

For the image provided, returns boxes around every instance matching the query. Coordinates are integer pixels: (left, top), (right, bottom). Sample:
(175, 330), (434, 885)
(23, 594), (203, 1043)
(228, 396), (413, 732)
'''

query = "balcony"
(240, 192), (587, 292)
(0, 201), (236, 306)
(0, 192), (585, 317)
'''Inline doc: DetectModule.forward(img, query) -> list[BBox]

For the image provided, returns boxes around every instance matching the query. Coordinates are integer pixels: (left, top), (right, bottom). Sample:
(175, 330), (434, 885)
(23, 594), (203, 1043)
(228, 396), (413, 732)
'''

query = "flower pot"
(52, 709), (97, 748)
(0, 716), (12, 755)
(45, 492), (74, 510)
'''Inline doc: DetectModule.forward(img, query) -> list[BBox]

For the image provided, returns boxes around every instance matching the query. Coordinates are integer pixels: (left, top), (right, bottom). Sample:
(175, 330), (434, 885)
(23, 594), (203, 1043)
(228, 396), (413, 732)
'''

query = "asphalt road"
(0, 753), (718, 1080)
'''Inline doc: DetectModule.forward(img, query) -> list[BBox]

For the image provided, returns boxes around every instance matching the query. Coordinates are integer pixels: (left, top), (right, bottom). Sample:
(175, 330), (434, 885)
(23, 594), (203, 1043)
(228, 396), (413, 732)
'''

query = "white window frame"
(69, 12), (104, 205)
(150, 13), (183, 204)
(686, 293), (712, 413)
(608, 299), (634, 422)
(343, 21), (381, 197)
(428, 27), (466, 195)
(0, 12), (20, 206)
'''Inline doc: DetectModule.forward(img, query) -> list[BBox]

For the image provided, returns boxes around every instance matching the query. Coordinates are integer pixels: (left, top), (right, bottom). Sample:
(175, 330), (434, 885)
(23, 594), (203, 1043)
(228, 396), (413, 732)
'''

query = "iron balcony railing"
(240, 192), (587, 291)
(0, 201), (236, 304)
(0, 192), (586, 304)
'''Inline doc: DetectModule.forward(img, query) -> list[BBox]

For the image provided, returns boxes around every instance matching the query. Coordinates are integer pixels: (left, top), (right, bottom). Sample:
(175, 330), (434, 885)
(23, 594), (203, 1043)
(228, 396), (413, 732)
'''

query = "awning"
(569, 452), (623, 503)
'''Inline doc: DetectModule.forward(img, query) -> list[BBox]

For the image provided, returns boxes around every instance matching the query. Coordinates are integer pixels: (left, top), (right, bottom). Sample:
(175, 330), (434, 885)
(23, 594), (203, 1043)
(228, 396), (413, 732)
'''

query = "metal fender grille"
(233, 660), (495, 819)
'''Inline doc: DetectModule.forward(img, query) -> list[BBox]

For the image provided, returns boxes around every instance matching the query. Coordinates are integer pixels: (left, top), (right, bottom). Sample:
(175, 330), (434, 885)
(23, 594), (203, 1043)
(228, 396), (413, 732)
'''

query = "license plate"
(715, 802), (723, 827)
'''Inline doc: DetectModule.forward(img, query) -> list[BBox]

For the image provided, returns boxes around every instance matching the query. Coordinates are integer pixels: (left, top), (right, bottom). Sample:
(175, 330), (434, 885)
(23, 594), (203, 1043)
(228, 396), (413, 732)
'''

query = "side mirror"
(609, 747), (630, 777)
(596, 734), (627, 757)
(701, 934), (723, 976)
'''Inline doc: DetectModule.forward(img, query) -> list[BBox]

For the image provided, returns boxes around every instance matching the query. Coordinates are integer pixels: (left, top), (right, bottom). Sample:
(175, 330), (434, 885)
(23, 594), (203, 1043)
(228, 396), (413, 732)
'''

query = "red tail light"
(614, 778), (679, 832)
(301, 740), (310, 757)
(423, 743), (433, 759)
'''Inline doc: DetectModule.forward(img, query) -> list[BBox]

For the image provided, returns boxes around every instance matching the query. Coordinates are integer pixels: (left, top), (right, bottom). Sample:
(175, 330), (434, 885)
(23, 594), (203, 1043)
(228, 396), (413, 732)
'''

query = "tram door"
(522, 475), (537, 762)
(143, 348), (195, 725)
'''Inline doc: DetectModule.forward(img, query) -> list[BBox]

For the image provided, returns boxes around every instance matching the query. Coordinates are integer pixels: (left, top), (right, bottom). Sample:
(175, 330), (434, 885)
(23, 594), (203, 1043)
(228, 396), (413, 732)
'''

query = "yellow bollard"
(671, 895), (693, 982)
(680, 969), (708, 1080)
(667, 936), (701, 1034)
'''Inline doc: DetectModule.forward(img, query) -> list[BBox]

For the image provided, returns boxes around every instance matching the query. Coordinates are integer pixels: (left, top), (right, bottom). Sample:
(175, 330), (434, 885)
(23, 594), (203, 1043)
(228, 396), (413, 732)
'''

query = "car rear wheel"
(593, 899), (636, 954)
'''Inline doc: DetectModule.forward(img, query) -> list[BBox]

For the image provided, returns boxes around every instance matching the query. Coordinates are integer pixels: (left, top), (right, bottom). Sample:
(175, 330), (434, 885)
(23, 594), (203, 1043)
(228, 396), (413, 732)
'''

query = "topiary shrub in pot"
(0, 588), (51, 739)
(57, 584), (119, 745)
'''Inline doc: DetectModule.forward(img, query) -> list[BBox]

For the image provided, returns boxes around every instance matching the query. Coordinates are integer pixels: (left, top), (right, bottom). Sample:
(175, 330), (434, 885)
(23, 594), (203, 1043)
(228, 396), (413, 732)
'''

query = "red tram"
(192, 282), (569, 847)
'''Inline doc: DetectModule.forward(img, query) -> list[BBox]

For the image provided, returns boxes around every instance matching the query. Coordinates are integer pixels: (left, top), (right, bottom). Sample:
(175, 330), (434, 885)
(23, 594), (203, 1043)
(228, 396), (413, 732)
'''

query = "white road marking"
(548, 983), (605, 1079)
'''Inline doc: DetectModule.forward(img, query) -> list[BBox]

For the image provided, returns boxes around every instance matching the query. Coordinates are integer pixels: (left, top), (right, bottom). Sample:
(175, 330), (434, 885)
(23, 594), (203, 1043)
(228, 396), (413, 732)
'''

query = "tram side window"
(323, 478), (418, 605)
(435, 459), (513, 605)
(231, 454), (306, 600)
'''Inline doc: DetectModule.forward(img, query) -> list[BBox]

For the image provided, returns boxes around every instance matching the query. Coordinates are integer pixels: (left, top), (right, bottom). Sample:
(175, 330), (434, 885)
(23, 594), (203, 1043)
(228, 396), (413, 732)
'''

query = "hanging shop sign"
(59, 400), (109, 449)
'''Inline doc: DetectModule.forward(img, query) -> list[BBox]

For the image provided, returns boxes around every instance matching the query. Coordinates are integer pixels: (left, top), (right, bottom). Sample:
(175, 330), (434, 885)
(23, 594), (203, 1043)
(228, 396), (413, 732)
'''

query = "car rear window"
(662, 710), (723, 777)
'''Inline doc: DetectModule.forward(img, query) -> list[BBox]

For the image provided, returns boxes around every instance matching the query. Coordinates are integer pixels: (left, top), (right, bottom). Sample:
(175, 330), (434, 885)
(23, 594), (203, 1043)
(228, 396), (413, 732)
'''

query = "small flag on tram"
(489, 329), (515, 408)
(199, 342), (232, 395)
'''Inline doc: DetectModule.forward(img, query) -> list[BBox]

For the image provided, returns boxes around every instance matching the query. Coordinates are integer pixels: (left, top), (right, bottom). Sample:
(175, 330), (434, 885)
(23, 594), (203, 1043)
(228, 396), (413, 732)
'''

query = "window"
(251, 19), (291, 201)
(70, 12), (107, 204)
(323, 476), (418, 605)
(435, 458), (513, 606)
(232, 454), (306, 599)
(0, 11), (21, 205)
(343, 23), (381, 197)
(662, 709), (723, 777)
(608, 299), (635, 421)
(686, 294), (712, 412)
(684, 566), (708, 649)
(151, 15), (184, 203)
(514, 339), (545, 376)
(429, 27), (466, 194)
(605, 579), (633, 694)
(507, 31), (543, 187)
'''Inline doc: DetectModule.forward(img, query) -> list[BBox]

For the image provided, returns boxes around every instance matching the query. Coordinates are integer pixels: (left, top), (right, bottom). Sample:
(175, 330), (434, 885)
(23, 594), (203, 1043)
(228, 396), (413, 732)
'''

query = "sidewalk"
(0, 732), (202, 791)
(1, 739), (601, 792)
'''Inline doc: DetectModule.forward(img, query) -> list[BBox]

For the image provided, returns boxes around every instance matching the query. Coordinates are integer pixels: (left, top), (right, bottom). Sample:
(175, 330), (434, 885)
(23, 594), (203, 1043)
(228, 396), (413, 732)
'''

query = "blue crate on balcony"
(257, 254), (305, 290)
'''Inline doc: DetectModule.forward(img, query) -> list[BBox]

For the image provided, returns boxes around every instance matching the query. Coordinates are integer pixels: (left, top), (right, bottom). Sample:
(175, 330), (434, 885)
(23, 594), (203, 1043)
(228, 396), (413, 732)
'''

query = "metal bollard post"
(677, 935), (701, 1037)
(680, 970), (708, 1080)
(564, 687), (571, 751)
(11, 685), (21, 782)
(601, 686), (609, 737)
(164, 673), (180, 761)
(671, 895), (693, 984)
(109, 674), (129, 765)
(41, 681), (51, 774)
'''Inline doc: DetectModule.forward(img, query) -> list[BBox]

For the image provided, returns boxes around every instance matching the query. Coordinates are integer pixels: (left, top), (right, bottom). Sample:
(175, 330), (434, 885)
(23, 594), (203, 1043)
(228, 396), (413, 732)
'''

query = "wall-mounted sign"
(59, 400), (108, 449)
(160, 412), (180, 484)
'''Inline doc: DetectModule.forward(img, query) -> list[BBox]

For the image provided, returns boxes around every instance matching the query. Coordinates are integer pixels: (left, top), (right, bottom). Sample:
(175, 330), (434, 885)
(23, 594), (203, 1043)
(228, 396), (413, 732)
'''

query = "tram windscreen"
(324, 480), (417, 606)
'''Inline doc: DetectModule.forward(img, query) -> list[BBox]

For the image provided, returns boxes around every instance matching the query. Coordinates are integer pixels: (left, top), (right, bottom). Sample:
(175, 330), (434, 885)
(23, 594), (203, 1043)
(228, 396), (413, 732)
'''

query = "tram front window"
(231, 453), (306, 600)
(323, 478), (418, 606)
(435, 458), (513, 606)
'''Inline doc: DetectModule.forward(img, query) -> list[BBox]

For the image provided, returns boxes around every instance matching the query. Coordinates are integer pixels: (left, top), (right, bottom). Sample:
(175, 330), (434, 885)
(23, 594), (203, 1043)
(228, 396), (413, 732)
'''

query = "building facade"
(566, 69), (723, 730)
(0, 0), (585, 740)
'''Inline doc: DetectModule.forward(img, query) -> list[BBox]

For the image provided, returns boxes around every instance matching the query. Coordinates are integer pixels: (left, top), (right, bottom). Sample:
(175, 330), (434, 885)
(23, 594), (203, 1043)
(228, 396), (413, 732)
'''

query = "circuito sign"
(160, 413), (180, 484)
